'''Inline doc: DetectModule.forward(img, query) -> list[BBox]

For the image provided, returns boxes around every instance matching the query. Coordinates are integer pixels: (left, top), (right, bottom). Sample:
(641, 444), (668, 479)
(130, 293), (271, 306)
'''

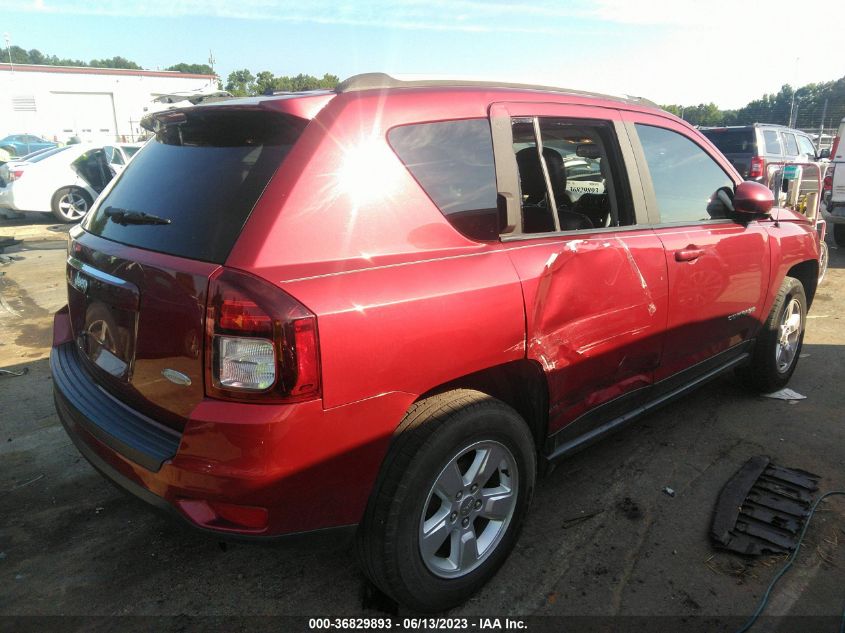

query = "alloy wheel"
(58, 191), (89, 220)
(775, 297), (802, 373)
(419, 440), (518, 579)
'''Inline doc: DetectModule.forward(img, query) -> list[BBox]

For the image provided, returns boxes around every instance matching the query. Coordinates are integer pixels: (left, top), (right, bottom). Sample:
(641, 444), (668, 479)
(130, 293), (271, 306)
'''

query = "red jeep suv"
(51, 73), (820, 611)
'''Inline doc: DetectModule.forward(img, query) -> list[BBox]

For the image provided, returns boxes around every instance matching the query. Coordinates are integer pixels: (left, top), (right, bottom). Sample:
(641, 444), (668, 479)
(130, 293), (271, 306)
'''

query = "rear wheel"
(357, 389), (536, 612)
(51, 187), (92, 223)
(817, 240), (828, 285)
(738, 276), (806, 392)
(834, 223), (845, 247)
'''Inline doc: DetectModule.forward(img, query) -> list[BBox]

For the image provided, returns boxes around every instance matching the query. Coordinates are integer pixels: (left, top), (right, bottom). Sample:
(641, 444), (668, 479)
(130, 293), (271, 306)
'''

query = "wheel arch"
(416, 359), (550, 450)
(785, 259), (818, 308)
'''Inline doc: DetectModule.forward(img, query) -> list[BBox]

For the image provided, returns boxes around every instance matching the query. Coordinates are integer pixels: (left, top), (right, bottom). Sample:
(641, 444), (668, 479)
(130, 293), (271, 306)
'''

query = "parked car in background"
(0, 143), (140, 222)
(822, 116), (845, 245)
(51, 74), (820, 612)
(0, 134), (57, 157)
(700, 124), (822, 182)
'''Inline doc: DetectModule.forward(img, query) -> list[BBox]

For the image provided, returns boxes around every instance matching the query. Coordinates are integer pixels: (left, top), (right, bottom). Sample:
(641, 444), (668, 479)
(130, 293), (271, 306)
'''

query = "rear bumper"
(0, 185), (20, 210)
(51, 311), (415, 537)
(822, 205), (845, 224)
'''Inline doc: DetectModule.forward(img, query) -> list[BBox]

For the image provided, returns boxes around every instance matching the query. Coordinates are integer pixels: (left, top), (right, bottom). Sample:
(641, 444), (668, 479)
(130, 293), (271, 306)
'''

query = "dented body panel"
(504, 230), (667, 433)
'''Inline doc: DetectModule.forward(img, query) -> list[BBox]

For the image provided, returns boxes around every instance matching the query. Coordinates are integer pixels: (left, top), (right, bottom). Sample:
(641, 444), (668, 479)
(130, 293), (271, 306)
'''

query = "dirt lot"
(1, 214), (844, 631)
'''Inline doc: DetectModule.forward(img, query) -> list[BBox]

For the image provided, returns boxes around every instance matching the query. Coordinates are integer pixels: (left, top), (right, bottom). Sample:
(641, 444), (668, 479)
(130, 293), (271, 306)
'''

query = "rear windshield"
(700, 129), (756, 154)
(83, 108), (306, 263)
(28, 146), (72, 163)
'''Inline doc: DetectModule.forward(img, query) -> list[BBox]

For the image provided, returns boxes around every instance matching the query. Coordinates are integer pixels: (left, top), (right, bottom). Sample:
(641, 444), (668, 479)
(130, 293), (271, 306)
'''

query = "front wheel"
(357, 390), (536, 612)
(738, 276), (806, 392)
(51, 187), (92, 223)
(818, 240), (829, 285)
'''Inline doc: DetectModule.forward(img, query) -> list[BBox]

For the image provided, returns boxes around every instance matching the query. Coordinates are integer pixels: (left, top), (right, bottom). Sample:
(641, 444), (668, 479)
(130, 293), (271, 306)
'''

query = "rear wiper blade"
(104, 206), (171, 226)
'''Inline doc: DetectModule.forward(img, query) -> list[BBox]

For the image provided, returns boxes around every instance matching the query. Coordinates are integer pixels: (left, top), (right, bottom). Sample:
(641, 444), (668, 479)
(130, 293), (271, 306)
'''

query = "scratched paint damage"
(520, 235), (666, 423)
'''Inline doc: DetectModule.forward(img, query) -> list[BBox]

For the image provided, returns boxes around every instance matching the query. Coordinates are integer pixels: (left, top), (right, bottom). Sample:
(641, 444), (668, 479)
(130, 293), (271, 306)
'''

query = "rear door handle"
(674, 247), (705, 262)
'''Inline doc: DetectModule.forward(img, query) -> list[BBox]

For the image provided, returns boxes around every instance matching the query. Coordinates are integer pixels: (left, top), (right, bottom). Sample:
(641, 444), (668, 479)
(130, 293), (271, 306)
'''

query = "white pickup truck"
(823, 116), (845, 245)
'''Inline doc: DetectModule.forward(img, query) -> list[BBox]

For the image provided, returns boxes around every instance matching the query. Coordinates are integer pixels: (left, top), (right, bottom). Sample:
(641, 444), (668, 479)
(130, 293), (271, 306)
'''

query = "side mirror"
(818, 148), (830, 160)
(734, 180), (774, 216)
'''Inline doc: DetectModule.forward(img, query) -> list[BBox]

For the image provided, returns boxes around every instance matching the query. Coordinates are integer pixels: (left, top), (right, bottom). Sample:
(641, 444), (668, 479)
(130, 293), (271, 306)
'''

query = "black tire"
(818, 240), (829, 285)
(737, 276), (806, 392)
(357, 389), (536, 612)
(51, 187), (93, 223)
(834, 224), (845, 247)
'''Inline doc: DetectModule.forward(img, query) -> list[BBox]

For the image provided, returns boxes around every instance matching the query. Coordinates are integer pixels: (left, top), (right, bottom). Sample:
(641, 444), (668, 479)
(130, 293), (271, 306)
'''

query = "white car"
(0, 143), (141, 222)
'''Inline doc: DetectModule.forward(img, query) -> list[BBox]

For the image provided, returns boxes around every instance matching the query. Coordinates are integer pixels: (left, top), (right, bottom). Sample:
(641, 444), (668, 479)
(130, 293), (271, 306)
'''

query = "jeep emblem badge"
(73, 273), (89, 295)
(161, 368), (192, 386)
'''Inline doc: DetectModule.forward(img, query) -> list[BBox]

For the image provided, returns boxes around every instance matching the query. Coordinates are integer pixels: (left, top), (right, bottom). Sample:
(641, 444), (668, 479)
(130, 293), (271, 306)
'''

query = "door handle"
(675, 247), (705, 262)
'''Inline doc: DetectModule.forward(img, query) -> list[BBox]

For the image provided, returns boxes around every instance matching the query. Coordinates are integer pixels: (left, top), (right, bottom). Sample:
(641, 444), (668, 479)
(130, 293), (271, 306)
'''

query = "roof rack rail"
(335, 72), (657, 108)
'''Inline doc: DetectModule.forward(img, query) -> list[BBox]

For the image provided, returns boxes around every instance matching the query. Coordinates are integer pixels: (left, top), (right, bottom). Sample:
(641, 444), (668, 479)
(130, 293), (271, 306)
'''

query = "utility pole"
(3, 33), (13, 72)
(208, 50), (216, 75)
(818, 98), (828, 149)
(788, 57), (799, 127)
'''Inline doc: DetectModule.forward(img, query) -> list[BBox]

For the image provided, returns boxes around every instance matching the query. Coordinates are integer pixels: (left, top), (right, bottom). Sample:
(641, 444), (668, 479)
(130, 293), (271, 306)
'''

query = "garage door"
(50, 92), (118, 142)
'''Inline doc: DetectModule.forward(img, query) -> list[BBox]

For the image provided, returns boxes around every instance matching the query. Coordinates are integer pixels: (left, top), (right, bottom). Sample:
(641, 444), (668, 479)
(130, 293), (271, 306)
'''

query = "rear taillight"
(823, 170), (833, 193)
(749, 157), (766, 180)
(9, 169), (24, 181)
(205, 267), (321, 403)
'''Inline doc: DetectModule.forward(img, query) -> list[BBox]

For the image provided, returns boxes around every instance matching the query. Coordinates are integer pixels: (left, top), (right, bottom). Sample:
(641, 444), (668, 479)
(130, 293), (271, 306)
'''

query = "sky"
(1, 0), (844, 109)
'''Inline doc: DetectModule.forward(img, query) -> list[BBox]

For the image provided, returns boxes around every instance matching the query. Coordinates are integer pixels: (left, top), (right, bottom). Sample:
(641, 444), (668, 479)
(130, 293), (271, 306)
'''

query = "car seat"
(515, 147), (592, 232)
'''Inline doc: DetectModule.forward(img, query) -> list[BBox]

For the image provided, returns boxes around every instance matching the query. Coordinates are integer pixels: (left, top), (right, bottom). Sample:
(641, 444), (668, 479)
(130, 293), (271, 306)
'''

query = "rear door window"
(388, 119), (499, 241)
(84, 109), (306, 263)
(782, 132), (799, 156)
(511, 117), (633, 233)
(763, 130), (782, 154)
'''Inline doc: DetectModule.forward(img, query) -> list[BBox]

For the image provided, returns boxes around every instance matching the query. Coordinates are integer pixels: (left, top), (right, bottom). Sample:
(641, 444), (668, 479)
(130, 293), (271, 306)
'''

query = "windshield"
(83, 108), (307, 263)
(700, 128), (756, 154)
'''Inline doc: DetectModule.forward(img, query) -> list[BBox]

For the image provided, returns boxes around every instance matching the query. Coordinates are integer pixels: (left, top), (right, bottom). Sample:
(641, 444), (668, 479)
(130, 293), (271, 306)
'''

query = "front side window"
(511, 117), (632, 234)
(797, 135), (816, 157)
(763, 129), (782, 154)
(388, 119), (499, 241)
(636, 124), (734, 223)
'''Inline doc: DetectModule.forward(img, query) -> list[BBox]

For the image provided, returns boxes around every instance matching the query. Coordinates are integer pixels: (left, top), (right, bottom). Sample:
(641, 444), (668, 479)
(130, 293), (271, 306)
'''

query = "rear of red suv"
(53, 94), (370, 534)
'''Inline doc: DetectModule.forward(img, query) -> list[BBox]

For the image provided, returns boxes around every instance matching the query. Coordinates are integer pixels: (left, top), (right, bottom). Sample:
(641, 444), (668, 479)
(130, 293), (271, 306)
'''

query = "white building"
(0, 63), (218, 143)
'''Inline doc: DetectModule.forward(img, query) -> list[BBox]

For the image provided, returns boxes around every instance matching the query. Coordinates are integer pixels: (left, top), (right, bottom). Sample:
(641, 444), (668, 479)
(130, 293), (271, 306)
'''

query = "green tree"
(7, 45), (30, 63)
(27, 48), (46, 64)
(166, 62), (215, 75)
(225, 69), (256, 96)
(89, 56), (142, 69)
(254, 70), (276, 95)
